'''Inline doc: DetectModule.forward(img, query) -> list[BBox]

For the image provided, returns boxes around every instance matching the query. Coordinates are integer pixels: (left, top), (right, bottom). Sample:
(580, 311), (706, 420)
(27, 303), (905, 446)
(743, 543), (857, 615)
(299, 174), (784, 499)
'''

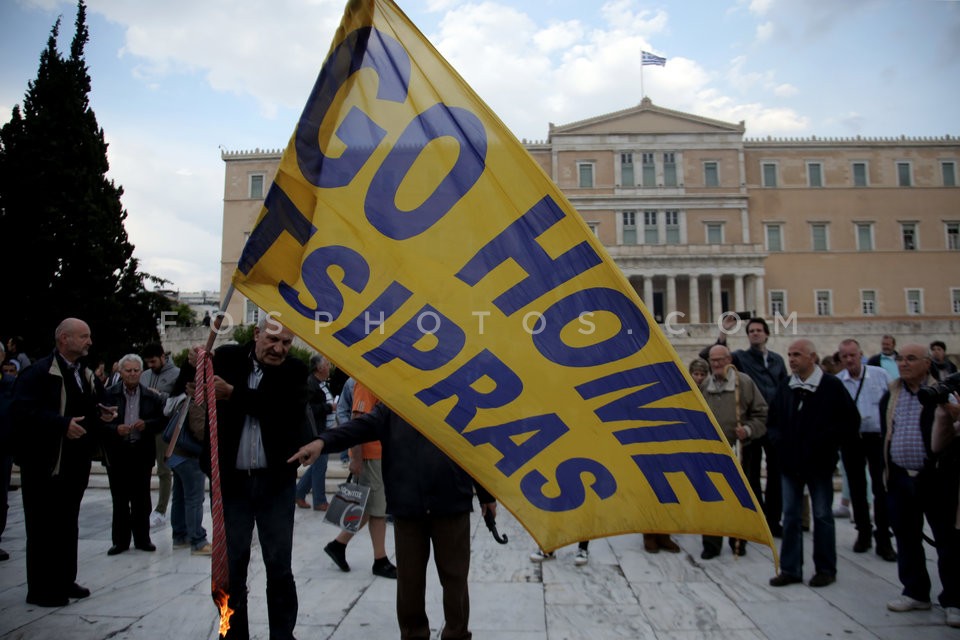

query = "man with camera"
(881, 343), (960, 628)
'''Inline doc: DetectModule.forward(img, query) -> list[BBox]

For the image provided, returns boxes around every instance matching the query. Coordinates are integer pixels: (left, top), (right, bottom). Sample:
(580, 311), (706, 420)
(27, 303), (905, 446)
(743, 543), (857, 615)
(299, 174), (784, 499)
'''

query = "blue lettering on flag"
(239, 185), (316, 275)
(632, 452), (754, 509)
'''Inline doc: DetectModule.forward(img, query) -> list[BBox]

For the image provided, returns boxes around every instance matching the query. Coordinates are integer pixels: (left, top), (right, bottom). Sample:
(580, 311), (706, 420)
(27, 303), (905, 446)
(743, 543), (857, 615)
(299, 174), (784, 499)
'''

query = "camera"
(917, 371), (960, 408)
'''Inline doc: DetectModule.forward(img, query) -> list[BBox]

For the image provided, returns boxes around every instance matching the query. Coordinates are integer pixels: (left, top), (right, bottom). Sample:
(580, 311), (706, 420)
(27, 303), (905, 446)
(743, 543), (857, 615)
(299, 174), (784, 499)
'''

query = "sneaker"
(946, 607), (960, 628)
(832, 504), (851, 518)
(573, 548), (589, 566)
(191, 543), (213, 556)
(149, 511), (167, 529)
(172, 539), (190, 550)
(886, 595), (932, 612)
(324, 541), (351, 572)
(529, 549), (555, 563)
(372, 558), (397, 579)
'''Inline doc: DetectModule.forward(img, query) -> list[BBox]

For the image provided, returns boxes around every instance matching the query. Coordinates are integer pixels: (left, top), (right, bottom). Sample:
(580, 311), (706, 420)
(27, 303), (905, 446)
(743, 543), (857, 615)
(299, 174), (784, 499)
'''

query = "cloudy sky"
(1, 0), (958, 293)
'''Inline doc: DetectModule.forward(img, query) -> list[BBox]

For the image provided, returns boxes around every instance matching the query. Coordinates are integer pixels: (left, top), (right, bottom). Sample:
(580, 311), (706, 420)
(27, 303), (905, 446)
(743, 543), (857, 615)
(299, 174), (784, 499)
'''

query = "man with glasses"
(881, 343), (960, 628)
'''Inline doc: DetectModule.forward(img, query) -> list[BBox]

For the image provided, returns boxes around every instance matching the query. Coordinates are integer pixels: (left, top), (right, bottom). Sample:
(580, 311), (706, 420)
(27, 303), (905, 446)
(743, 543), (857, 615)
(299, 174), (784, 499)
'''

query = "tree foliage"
(0, 1), (170, 365)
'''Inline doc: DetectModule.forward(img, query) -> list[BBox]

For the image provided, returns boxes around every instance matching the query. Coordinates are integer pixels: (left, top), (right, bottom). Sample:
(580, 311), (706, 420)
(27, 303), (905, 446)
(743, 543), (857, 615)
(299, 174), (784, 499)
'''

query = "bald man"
(13, 318), (106, 607)
(767, 339), (860, 588)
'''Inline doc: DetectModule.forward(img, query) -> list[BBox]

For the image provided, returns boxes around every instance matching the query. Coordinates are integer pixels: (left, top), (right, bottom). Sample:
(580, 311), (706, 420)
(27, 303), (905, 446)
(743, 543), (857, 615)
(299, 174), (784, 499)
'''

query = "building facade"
(220, 99), (960, 335)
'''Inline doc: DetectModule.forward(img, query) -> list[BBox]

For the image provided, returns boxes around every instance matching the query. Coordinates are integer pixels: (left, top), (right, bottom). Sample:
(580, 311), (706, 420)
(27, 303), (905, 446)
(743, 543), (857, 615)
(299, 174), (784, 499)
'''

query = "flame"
(213, 588), (234, 637)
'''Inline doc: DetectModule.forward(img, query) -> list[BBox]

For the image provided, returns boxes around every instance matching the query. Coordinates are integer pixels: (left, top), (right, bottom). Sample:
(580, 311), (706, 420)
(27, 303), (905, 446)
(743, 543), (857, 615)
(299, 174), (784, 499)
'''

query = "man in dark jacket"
(290, 402), (496, 640)
(12, 318), (104, 607)
(184, 316), (310, 640)
(767, 339), (859, 588)
(100, 353), (165, 555)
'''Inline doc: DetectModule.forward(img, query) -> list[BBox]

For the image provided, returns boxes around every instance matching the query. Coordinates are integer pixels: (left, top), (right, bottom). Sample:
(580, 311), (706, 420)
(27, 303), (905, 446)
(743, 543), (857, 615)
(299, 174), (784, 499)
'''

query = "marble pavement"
(0, 484), (953, 639)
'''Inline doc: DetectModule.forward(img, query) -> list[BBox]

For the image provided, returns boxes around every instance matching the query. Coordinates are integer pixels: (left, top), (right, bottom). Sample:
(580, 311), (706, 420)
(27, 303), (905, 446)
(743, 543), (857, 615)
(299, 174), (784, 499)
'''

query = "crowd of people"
(1, 316), (958, 637)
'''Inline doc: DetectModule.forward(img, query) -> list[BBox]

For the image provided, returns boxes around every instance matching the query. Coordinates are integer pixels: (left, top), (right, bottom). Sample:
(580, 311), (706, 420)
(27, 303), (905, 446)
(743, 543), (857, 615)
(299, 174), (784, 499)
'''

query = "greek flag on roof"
(641, 51), (667, 66)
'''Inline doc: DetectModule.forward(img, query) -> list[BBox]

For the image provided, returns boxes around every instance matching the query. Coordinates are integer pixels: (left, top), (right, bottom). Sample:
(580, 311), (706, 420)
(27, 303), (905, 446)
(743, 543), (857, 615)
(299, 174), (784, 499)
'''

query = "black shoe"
(769, 573), (803, 587)
(372, 558), (398, 579)
(67, 583), (90, 599)
(809, 572), (836, 587)
(324, 541), (350, 572)
(135, 542), (156, 552)
(26, 593), (69, 607)
(853, 532), (872, 553)
(107, 545), (128, 556)
(876, 541), (897, 562)
(700, 549), (719, 560)
(769, 523), (783, 538)
(0, 547), (9, 561)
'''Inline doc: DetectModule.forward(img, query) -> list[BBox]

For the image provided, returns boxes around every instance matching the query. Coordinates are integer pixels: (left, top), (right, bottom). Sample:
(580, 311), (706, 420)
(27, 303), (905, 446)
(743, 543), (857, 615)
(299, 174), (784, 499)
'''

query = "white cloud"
(755, 20), (774, 42)
(749, 0), (774, 16)
(773, 83), (798, 97)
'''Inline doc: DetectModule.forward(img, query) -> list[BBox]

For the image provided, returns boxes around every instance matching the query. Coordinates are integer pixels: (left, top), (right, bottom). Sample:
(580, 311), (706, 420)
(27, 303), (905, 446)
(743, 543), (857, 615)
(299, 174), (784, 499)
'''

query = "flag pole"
(640, 62), (645, 98)
(205, 284), (236, 352)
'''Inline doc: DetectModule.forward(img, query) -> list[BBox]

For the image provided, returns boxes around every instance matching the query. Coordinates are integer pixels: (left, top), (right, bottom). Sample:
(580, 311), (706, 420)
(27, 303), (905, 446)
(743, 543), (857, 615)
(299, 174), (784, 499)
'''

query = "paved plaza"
(0, 474), (953, 639)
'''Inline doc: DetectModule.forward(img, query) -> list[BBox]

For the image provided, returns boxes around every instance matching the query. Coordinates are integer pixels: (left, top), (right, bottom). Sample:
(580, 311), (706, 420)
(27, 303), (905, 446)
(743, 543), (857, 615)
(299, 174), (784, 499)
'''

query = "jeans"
(294, 454), (328, 507)
(222, 472), (297, 640)
(170, 457), (208, 548)
(780, 471), (835, 578)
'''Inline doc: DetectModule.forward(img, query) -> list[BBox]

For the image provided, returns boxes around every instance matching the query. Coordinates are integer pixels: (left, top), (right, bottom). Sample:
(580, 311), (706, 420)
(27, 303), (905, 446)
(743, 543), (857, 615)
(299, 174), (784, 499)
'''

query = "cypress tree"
(0, 1), (170, 365)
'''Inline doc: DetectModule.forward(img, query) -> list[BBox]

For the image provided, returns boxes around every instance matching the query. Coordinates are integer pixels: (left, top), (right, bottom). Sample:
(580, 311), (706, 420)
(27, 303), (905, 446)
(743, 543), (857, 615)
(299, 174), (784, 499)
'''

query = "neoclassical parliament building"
(220, 98), (959, 346)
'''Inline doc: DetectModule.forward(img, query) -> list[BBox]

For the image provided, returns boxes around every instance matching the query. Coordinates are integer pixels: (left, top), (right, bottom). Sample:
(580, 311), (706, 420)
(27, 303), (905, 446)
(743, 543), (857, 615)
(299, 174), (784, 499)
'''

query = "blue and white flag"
(641, 51), (667, 66)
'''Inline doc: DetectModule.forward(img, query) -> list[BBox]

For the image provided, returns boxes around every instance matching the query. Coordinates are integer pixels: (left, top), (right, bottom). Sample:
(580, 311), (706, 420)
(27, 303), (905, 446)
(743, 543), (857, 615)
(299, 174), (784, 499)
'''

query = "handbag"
(323, 474), (370, 533)
(161, 395), (202, 457)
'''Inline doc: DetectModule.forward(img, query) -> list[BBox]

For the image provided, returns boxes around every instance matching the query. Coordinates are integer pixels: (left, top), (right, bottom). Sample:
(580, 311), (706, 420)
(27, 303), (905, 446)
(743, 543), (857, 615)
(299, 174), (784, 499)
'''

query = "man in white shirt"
(836, 339), (895, 561)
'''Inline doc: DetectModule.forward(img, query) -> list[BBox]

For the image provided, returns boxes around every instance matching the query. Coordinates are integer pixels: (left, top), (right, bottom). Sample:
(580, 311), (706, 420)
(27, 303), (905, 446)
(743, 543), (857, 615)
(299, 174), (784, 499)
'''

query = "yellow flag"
(233, 0), (773, 554)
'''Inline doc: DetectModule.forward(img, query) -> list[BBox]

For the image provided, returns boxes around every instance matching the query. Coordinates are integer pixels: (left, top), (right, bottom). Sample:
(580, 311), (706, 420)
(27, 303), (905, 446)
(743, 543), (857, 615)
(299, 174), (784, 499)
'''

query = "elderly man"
(101, 354), (165, 555)
(12, 318), (105, 606)
(881, 343), (960, 628)
(699, 344), (768, 559)
(184, 315), (311, 640)
(767, 339), (860, 588)
(701, 316), (788, 536)
(836, 338), (895, 560)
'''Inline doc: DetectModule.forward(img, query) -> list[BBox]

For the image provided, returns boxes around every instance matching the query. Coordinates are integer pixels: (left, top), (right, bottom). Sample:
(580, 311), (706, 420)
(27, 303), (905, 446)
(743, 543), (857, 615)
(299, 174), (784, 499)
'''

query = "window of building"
(663, 152), (677, 187)
(644, 210), (659, 244)
(906, 289), (923, 315)
(578, 162), (595, 188)
(953, 289), (960, 314)
(244, 299), (261, 325)
(620, 153), (634, 186)
(807, 162), (823, 188)
(249, 173), (265, 199)
(852, 162), (868, 187)
(897, 161), (912, 187)
(811, 223), (829, 251)
(765, 224), (783, 252)
(706, 222), (724, 244)
(815, 290), (832, 316)
(665, 210), (680, 244)
(642, 152), (656, 186)
(586, 222), (599, 237)
(947, 222), (960, 250)
(622, 211), (637, 244)
(704, 161), (719, 187)
(943, 161), (957, 187)
(860, 290), (877, 316)
(762, 162), (778, 187)
(856, 223), (874, 251)
(769, 290), (786, 316)
(901, 222), (918, 250)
